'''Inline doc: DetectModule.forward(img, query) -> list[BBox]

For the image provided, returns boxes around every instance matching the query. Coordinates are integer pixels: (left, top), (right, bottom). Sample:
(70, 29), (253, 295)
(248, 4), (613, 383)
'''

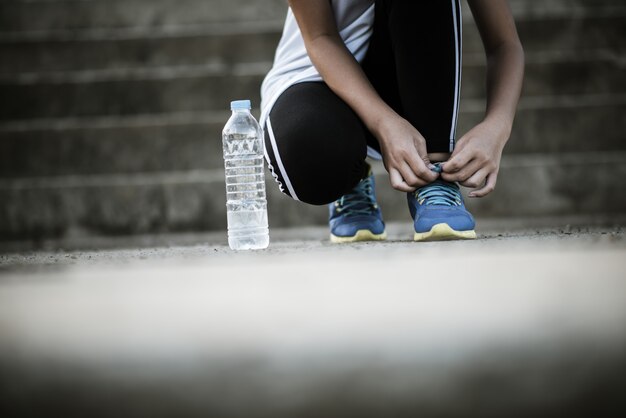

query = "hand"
(441, 120), (509, 197)
(377, 116), (439, 192)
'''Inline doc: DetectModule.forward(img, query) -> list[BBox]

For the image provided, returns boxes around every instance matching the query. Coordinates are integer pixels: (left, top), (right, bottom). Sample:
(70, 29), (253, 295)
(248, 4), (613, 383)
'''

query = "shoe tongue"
(339, 178), (376, 215)
(420, 181), (460, 206)
(432, 179), (458, 189)
(343, 190), (371, 210)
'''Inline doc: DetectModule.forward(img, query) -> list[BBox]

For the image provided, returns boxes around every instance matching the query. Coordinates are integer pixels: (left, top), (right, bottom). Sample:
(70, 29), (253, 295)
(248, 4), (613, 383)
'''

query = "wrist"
(370, 110), (403, 143)
(483, 114), (513, 143)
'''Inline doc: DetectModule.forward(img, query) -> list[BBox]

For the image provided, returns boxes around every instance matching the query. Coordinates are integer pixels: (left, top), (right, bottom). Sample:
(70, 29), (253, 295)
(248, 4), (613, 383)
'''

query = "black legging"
(264, 0), (462, 205)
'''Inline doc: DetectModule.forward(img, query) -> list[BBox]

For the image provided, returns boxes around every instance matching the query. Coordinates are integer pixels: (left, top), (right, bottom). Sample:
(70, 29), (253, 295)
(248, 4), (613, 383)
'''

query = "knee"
(265, 130), (366, 205)
(298, 156), (366, 206)
(265, 82), (369, 205)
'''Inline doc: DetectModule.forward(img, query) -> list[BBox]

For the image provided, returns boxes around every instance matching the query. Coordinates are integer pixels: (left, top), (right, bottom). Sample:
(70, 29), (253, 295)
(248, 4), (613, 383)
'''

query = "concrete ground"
(1, 215), (625, 266)
(1, 218), (625, 417)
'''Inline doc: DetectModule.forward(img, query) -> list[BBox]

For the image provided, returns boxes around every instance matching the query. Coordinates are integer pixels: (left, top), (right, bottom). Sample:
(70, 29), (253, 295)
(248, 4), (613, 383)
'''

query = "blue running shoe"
(329, 165), (386, 243)
(407, 176), (476, 242)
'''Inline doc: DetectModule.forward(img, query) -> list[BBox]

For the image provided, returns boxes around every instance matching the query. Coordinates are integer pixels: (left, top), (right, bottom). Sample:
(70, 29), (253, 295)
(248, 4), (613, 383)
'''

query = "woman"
(260, 0), (524, 242)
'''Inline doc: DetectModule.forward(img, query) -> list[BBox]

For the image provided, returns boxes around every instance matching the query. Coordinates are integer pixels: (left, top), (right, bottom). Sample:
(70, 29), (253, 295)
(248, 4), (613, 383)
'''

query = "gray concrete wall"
(0, 0), (625, 240)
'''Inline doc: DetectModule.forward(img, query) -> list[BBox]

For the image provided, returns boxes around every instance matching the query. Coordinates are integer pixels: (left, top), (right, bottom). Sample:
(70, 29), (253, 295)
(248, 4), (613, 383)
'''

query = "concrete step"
(0, 24), (283, 75)
(1, 152), (625, 240)
(462, 52), (625, 100)
(2, 57), (623, 121)
(506, 0), (626, 17)
(0, 111), (230, 178)
(467, 14), (626, 55)
(0, 63), (270, 121)
(0, 94), (624, 178)
(459, 94), (626, 153)
(1, 15), (624, 75)
(0, 0), (623, 32)
(0, 0), (289, 33)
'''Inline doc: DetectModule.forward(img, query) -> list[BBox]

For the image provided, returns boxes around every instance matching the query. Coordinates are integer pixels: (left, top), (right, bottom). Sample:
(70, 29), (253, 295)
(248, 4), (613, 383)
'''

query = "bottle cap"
(230, 100), (252, 110)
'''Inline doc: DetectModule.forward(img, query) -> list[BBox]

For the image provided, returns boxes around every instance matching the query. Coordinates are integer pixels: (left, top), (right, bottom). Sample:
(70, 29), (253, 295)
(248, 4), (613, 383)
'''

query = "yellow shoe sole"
(413, 223), (477, 242)
(330, 229), (387, 244)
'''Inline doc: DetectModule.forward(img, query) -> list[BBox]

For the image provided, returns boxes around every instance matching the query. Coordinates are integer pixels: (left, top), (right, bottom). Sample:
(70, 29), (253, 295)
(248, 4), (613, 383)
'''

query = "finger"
(441, 159), (481, 183)
(399, 161), (424, 188)
(389, 168), (415, 192)
(442, 149), (473, 173)
(411, 134), (438, 181)
(413, 133), (429, 158)
(406, 154), (439, 184)
(469, 172), (498, 198)
(459, 167), (488, 189)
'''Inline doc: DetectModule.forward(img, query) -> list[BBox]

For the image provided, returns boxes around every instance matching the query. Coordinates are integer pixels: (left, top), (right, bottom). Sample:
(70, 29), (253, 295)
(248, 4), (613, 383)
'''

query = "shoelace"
(416, 181), (462, 206)
(335, 177), (378, 216)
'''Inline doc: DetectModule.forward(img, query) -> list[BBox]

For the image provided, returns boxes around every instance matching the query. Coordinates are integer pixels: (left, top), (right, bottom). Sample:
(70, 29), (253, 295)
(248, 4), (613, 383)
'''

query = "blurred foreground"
(1, 222), (625, 417)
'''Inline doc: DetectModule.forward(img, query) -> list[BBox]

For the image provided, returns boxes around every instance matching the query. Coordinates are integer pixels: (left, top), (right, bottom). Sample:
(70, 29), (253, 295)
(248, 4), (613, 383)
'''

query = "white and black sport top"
(260, 0), (375, 127)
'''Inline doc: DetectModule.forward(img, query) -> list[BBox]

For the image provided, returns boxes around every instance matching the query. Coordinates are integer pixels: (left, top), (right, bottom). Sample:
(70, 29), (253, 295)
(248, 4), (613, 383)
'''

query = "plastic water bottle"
(222, 100), (269, 250)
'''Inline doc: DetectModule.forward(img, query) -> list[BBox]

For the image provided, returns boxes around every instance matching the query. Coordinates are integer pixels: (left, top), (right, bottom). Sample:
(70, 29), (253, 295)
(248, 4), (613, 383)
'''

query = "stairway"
(0, 0), (625, 240)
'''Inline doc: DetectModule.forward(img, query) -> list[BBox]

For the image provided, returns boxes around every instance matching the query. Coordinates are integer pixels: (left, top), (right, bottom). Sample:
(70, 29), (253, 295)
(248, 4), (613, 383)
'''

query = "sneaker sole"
(413, 223), (476, 242)
(330, 230), (387, 244)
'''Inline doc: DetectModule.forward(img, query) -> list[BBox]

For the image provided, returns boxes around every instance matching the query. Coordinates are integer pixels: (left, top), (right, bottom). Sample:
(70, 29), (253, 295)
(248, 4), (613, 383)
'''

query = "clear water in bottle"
(222, 100), (269, 250)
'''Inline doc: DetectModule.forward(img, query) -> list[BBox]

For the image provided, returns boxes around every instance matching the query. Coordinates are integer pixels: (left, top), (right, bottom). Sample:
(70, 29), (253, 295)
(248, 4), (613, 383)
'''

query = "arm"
(288, 0), (438, 191)
(442, 0), (525, 197)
